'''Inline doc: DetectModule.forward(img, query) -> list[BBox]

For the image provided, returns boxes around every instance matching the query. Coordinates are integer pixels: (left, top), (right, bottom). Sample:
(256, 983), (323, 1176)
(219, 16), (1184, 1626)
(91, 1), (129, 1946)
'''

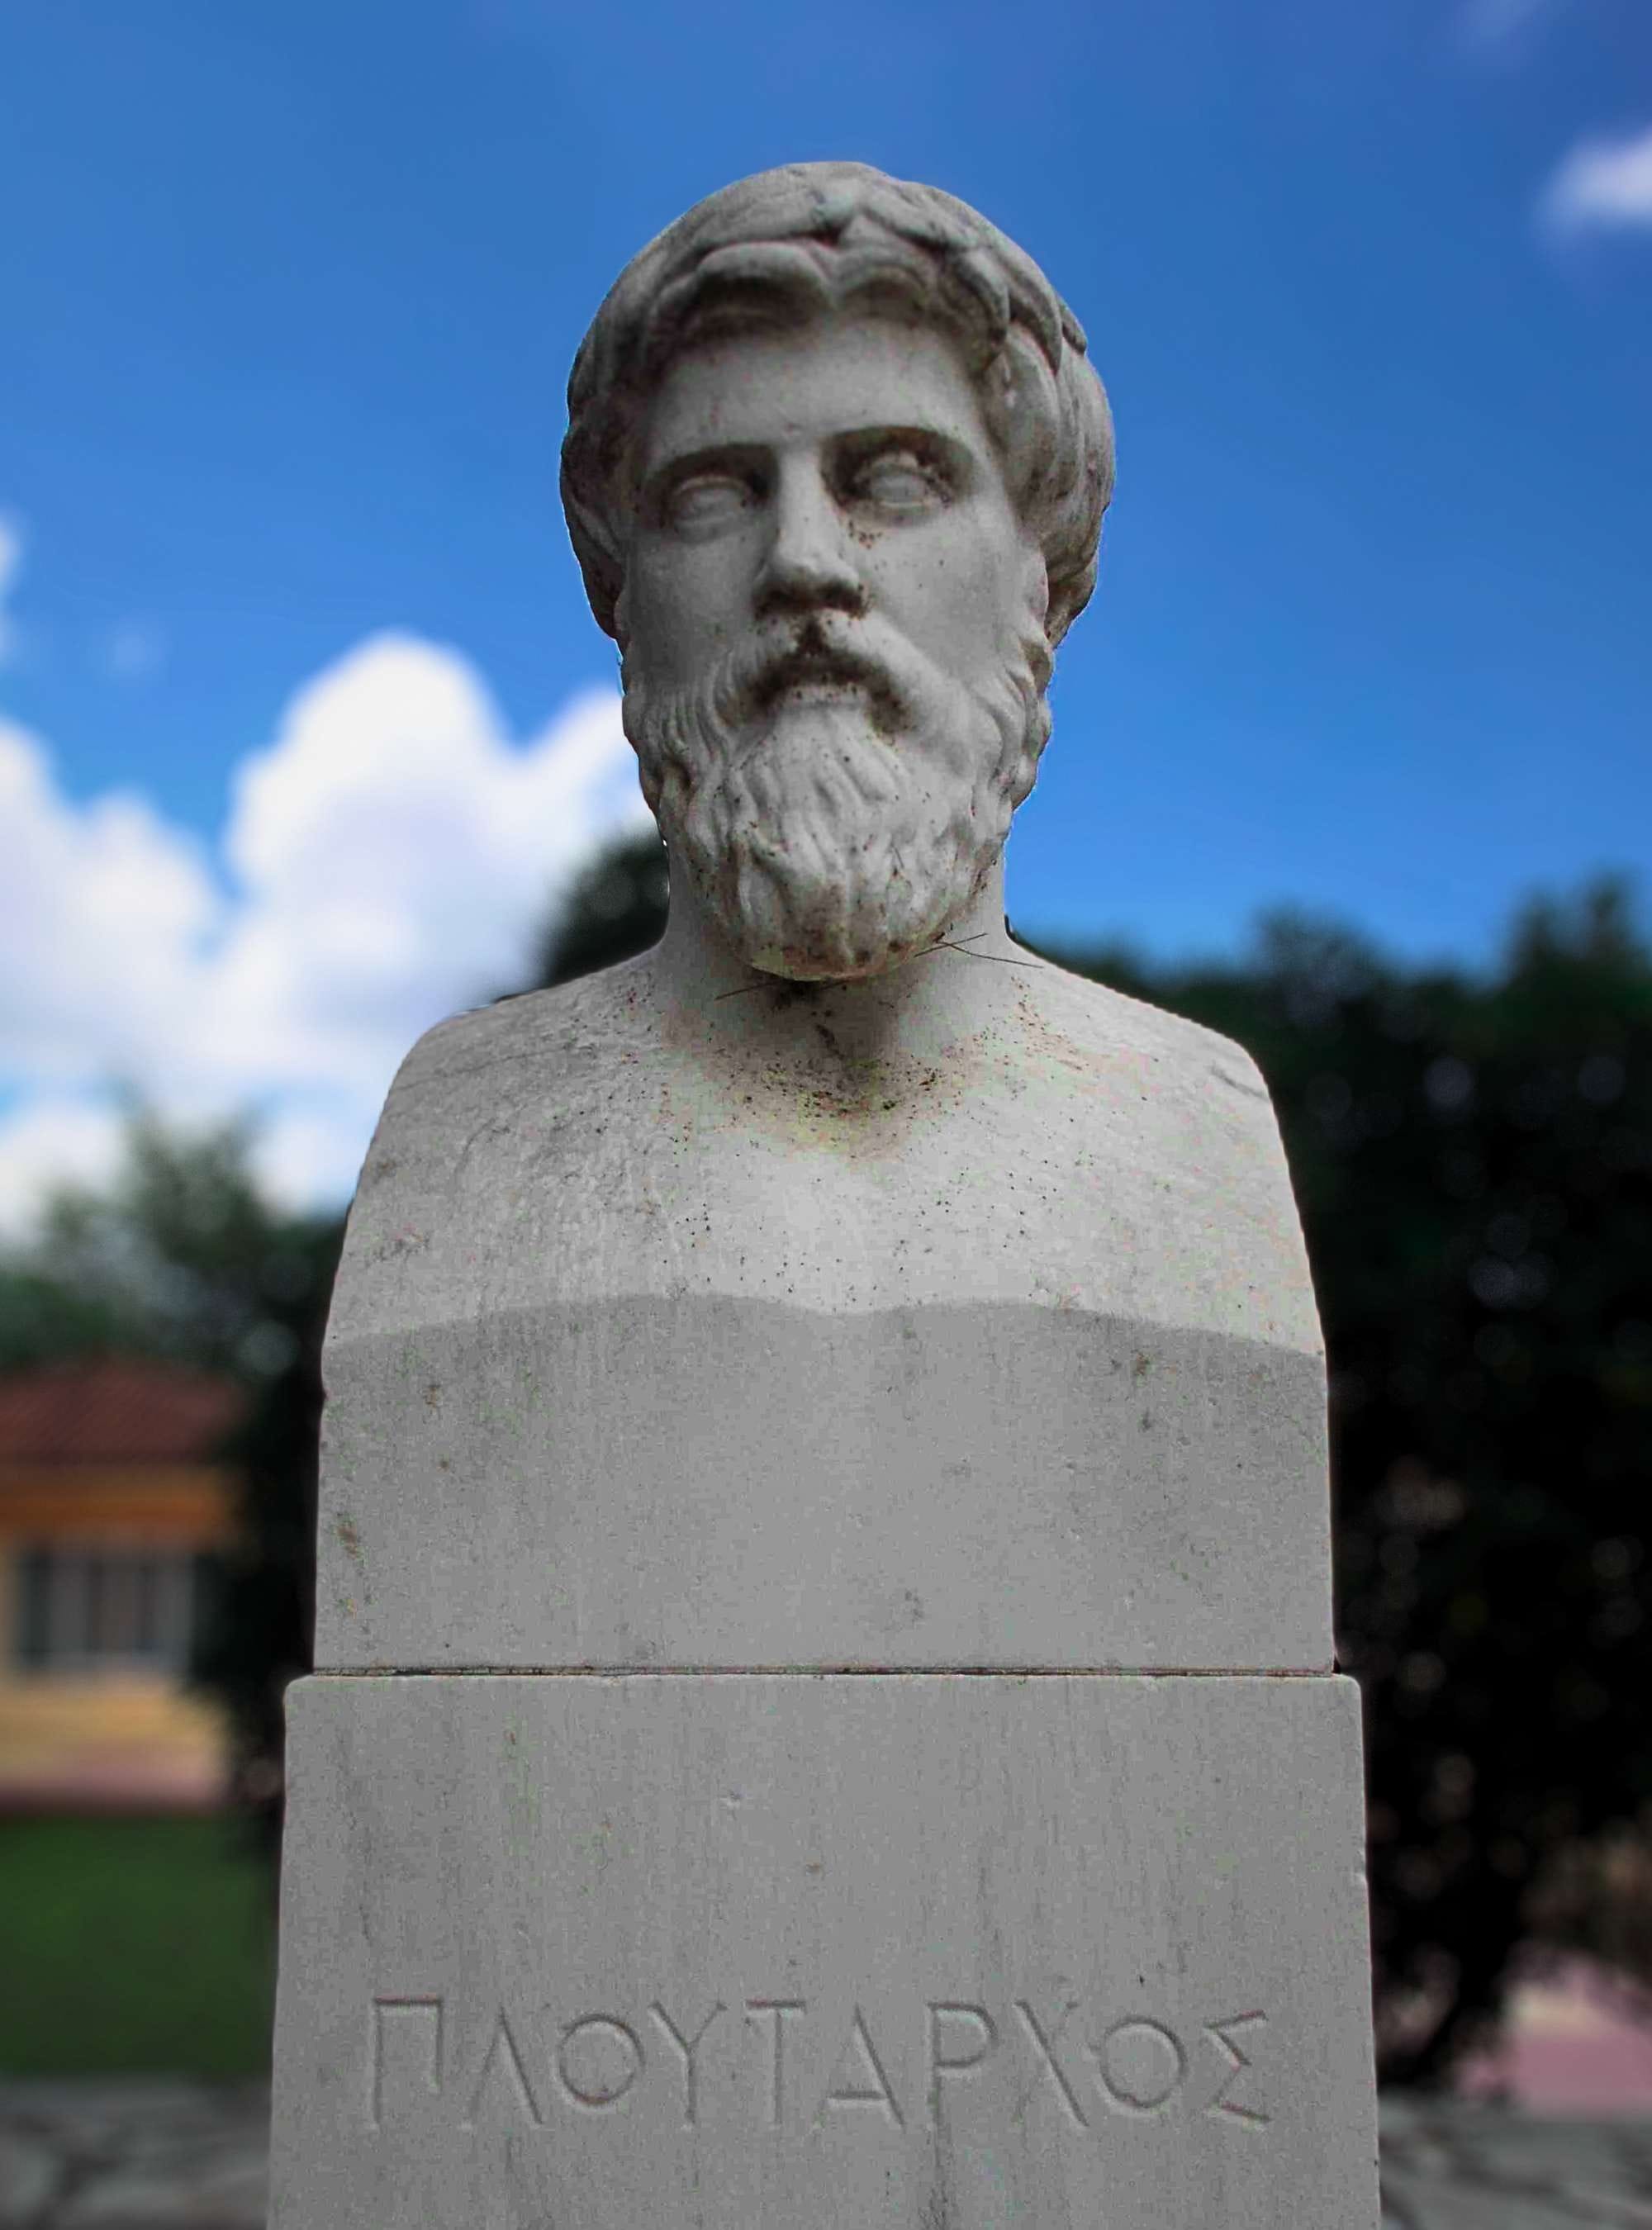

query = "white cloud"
(0, 513), (23, 666)
(205, 633), (644, 1099)
(0, 630), (646, 1234)
(0, 713), (220, 1085)
(1540, 123), (1652, 235)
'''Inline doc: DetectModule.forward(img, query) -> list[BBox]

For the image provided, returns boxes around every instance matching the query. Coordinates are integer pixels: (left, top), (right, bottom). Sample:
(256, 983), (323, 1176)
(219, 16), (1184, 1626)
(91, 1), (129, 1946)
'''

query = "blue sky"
(1, 0), (1648, 1219)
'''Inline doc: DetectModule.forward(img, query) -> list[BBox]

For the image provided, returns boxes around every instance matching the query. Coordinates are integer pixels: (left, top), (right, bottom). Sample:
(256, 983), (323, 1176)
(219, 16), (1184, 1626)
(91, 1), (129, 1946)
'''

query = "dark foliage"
(191, 1215), (341, 1861)
(527, 831), (669, 989)
(0, 1269), (131, 1371)
(1037, 881), (1652, 2083)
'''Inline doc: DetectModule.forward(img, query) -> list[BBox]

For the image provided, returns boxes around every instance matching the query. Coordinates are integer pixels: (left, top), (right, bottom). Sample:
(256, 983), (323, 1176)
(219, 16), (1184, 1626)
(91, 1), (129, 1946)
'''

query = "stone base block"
(268, 1672), (1379, 2228)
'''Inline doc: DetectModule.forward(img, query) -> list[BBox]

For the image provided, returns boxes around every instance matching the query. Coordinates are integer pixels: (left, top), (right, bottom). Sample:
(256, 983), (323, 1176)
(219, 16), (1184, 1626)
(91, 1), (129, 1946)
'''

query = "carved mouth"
(747, 648), (904, 735)
(757, 653), (869, 700)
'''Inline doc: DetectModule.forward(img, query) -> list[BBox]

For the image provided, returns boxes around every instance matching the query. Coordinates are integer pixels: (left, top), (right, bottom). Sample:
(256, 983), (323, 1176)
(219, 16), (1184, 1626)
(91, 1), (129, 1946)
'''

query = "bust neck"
(653, 856), (1045, 1070)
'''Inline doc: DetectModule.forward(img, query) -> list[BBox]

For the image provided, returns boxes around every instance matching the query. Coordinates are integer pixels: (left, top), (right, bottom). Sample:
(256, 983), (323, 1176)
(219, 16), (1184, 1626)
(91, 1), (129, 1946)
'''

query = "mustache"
(705, 612), (923, 741)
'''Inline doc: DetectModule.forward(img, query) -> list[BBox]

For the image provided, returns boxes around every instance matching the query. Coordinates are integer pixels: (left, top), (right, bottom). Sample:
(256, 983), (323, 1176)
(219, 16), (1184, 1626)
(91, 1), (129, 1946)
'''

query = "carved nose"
(755, 468), (865, 618)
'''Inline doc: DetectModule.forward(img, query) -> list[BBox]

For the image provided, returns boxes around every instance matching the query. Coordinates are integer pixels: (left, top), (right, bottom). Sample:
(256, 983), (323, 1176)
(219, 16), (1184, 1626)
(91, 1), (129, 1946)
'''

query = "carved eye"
(666, 472), (756, 538)
(848, 448), (949, 516)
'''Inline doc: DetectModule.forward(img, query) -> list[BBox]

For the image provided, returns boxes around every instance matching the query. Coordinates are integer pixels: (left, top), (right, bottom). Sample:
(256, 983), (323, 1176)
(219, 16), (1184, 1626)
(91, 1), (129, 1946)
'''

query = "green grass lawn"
(0, 1815), (275, 2076)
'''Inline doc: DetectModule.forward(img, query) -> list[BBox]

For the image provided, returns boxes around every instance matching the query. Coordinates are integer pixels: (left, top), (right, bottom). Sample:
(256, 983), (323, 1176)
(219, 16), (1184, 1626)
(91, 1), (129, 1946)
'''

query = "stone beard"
(622, 586), (1054, 984)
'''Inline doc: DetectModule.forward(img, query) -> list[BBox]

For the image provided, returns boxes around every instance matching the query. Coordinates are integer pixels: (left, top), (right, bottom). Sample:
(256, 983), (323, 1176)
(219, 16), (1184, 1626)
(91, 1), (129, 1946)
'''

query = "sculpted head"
(562, 161), (1113, 982)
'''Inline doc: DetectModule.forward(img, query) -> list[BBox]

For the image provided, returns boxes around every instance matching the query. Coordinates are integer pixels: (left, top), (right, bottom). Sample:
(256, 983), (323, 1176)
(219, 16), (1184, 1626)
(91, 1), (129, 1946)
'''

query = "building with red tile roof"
(0, 1357), (246, 1810)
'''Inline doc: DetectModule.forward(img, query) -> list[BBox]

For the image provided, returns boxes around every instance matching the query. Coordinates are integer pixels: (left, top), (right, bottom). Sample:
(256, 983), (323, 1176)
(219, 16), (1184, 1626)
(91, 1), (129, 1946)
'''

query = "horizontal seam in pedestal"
(306, 1662), (1336, 1678)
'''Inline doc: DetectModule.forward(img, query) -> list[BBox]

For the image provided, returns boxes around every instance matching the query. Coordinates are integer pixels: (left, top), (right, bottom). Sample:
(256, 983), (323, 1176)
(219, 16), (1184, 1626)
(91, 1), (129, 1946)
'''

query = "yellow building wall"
(0, 1463), (238, 1809)
(0, 1675), (230, 1807)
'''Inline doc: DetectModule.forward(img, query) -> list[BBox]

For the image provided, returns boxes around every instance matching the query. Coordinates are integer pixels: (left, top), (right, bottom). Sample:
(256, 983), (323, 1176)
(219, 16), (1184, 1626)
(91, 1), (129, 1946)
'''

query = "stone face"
(270, 1671), (1378, 2230)
(563, 164), (1113, 989)
(316, 959), (1329, 1674)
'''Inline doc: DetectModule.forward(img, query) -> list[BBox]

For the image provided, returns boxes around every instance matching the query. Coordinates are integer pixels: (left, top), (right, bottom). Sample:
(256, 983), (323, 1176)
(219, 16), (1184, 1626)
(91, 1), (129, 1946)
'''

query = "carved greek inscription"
(368, 1996), (443, 2129)
(463, 2009), (544, 2129)
(815, 2005), (904, 2128)
(927, 2002), (997, 2120)
(1205, 2011), (1270, 2128)
(745, 2000), (805, 2128)
(1092, 2018), (1188, 2117)
(363, 1991), (1272, 2138)
(556, 2015), (643, 2109)
(649, 2001), (724, 2128)
(1013, 1999), (1088, 2128)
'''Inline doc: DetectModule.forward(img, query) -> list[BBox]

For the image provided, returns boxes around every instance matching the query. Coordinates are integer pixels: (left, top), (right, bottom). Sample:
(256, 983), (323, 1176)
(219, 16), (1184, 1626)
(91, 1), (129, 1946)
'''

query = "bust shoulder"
(1017, 950), (1270, 1101)
(387, 953), (658, 1095)
(337, 943), (1316, 1357)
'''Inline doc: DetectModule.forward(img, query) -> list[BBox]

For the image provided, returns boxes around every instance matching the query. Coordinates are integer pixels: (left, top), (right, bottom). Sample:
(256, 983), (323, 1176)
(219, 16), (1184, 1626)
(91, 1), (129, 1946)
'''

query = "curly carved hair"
(561, 162), (1113, 651)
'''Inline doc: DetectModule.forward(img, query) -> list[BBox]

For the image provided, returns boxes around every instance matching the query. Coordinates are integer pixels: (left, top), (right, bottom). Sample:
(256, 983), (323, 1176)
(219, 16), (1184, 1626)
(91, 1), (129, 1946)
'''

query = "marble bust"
(316, 163), (1331, 1677)
(271, 166), (1378, 2230)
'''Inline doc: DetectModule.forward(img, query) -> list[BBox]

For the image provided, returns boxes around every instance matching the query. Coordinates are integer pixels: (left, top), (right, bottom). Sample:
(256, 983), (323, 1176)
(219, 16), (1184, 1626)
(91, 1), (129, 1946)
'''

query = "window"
(12, 1548), (206, 1672)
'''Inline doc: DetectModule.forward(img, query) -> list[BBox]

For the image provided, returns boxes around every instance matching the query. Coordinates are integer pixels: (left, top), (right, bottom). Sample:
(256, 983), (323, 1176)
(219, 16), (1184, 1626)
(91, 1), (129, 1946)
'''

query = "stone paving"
(0, 2085), (267, 2229)
(3, 2081), (1652, 2227)
(1379, 2094), (1652, 2228)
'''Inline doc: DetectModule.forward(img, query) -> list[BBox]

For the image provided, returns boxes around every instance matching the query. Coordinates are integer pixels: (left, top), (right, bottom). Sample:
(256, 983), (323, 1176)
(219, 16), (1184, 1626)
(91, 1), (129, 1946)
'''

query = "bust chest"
(339, 974), (1312, 1344)
(313, 974), (1331, 1677)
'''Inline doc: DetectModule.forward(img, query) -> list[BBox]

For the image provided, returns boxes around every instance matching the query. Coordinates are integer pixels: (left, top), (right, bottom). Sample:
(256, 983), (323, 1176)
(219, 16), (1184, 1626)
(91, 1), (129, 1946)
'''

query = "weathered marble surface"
(269, 1671), (1375, 2230)
(317, 956), (1331, 1675)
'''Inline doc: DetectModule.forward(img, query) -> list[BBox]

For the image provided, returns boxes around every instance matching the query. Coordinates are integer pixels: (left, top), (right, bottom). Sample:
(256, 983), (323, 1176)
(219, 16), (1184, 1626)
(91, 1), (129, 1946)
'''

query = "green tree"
(1040, 880), (1652, 2082)
(526, 830), (669, 989)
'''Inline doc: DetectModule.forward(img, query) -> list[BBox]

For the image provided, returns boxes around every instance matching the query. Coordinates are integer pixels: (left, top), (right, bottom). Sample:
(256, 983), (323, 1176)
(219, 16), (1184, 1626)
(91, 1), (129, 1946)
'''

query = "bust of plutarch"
(560, 159), (1110, 989)
(318, 164), (1328, 1677)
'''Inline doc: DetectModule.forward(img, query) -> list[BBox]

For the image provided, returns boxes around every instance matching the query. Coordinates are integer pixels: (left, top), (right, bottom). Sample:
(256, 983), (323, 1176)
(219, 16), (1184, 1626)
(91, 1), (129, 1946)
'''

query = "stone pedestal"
(270, 1673), (1377, 2228)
